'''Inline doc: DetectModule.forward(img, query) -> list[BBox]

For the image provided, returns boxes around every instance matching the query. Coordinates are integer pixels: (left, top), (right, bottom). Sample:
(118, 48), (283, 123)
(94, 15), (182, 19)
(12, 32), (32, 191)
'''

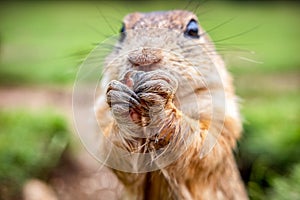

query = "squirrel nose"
(128, 48), (162, 66)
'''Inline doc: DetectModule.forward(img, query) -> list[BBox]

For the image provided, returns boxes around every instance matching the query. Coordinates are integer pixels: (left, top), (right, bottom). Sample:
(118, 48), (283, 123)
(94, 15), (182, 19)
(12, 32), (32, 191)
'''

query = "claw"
(134, 80), (174, 99)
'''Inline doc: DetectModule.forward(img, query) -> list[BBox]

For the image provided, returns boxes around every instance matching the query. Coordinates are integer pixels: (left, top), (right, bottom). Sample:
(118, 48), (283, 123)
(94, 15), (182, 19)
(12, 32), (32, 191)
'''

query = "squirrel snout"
(128, 48), (162, 67)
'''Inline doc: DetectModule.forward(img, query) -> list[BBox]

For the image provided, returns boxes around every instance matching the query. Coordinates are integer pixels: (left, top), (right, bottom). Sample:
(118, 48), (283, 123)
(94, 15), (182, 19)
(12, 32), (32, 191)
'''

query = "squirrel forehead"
(123, 10), (198, 30)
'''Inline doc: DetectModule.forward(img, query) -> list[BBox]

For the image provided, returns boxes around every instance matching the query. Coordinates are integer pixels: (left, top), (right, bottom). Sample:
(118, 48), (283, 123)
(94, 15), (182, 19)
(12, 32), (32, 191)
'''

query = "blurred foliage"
(0, 1), (299, 200)
(237, 92), (300, 199)
(270, 163), (300, 200)
(0, 110), (69, 199)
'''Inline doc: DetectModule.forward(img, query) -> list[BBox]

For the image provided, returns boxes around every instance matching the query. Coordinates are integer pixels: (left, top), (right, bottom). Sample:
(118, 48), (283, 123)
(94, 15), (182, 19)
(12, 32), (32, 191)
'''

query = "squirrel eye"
(120, 23), (126, 41)
(184, 19), (200, 39)
(120, 23), (125, 33)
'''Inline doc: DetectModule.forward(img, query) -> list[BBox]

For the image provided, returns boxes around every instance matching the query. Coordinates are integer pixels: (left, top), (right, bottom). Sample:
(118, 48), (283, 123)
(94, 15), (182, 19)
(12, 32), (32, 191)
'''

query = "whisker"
(214, 42), (257, 46)
(183, 0), (194, 10)
(98, 43), (117, 49)
(216, 46), (256, 54)
(86, 23), (112, 38)
(196, 8), (214, 18)
(214, 25), (260, 43)
(238, 56), (264, 64)
(192, 1), (202, 14)
(96, 1), (125, 23)
(201, 17), (236, 36)
(170, 39), (257, 54)
(95, 5), (118, 35)
(193, 0), (210, 15)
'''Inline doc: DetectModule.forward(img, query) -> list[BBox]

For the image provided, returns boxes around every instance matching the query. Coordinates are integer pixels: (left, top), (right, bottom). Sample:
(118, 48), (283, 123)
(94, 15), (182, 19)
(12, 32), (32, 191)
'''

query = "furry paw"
(106, 70), (178, 128)
(106, 79), (143, 126)
(133, 70), (178, 107)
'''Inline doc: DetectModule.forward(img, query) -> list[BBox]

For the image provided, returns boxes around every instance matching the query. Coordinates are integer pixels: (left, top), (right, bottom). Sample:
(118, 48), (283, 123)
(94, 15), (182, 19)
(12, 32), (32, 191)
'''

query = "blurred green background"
(0, 1), (299, 200)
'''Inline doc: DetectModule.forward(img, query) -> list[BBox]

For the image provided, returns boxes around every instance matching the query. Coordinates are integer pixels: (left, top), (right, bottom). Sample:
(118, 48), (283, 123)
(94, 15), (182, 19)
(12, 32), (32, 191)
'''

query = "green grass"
(0, 1), (299, 85)
(241, 92), (300, 164)
(0, 110), (69, 199)
(270, 163), (300, 200)
(236, 79), (300, 199)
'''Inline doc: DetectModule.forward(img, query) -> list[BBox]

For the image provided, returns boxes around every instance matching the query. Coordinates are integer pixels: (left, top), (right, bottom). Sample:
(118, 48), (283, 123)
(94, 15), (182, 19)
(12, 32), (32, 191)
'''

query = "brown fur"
(95, 10), (248, 199)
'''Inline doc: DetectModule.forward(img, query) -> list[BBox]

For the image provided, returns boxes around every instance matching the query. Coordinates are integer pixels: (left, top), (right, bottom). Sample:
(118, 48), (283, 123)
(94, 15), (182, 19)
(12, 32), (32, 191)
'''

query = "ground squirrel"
(95, 10), (248, 200)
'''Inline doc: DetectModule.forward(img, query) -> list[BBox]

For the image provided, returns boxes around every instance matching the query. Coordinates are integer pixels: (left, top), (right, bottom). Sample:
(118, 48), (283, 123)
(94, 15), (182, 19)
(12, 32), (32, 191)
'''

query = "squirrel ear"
(184, 19), (200, 39)
(123, 12), (143, 28)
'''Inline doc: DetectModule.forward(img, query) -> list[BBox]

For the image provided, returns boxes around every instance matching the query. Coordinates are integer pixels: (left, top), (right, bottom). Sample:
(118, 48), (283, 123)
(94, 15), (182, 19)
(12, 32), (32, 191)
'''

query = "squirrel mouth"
(131, 63), (161, 72)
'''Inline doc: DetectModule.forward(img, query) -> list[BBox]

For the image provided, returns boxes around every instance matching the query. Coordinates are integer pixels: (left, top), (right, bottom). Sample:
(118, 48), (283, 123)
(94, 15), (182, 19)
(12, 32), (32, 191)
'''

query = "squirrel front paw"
(106, 70), (178, 129)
